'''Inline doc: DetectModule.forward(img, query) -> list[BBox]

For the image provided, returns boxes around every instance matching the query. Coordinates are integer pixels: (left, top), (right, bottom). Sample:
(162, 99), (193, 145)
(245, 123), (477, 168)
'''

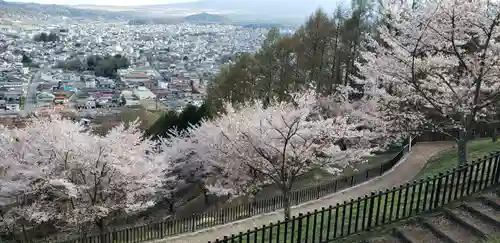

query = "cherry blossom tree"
(0, 116), (172, 242)
(0, 117), (81, 243)
(357, 0), (500, 165)
(476, 100), (500, 142)
(155, 136), (212, 214)
(180, 90), (400, 220)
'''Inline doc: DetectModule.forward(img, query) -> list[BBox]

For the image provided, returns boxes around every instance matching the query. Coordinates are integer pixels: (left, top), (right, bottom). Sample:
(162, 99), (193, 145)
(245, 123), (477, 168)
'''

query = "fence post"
(247, 201), (252, 217)
(485, 153), (495, 187)
(191, 213), (196, 232)
(434, 173), (443, 208)
(160, 222), (164, 238)
(296, 213), (303, 242)
(495, 152), (500, 183)
(366, 191), (376, 230)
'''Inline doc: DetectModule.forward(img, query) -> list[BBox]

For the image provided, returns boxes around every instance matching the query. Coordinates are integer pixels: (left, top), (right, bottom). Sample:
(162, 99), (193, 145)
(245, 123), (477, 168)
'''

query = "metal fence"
(32, 141), (415, 243)
(209, 151), (500, 243)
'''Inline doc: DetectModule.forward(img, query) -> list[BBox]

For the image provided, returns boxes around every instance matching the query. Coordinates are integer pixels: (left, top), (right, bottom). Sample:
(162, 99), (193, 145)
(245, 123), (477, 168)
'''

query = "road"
(20, 70), (41, 117)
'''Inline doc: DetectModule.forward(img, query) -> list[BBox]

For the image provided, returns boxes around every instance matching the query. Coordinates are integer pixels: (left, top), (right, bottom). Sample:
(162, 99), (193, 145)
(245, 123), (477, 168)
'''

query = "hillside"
(0, 1), (135, 20)
(183, 12), (229, 23)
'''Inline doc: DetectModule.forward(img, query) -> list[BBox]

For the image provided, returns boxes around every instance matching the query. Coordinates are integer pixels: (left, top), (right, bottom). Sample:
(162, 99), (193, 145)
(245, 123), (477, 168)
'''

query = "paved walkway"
(153, 142), (454, 243)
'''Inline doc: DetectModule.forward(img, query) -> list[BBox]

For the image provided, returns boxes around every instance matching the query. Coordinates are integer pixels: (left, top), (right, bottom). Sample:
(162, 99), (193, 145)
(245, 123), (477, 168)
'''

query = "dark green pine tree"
(145, 103), (211, 140)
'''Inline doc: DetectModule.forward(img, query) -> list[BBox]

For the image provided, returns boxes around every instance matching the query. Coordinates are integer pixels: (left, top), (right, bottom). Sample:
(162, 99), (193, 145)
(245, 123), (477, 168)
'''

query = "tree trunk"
(167, 200), (174, 214)
(197, 183), (209, 206)
(492, 127), (497, 142)
(203, 189), (209, 206)
(457, 140), (468, 166)
(282, 189), (292, 221)
(21, 224), (29, 243)
(457, 130), (468, 166)
(97, 219), (108, 243)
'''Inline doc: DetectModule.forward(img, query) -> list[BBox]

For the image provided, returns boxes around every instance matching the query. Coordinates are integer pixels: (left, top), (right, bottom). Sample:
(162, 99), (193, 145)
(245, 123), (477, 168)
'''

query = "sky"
(6, 0), (197, 5)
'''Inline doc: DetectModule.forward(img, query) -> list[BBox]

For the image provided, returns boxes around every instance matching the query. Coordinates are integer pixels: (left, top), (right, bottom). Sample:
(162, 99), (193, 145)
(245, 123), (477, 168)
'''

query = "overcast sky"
(6, 0), (197, 5)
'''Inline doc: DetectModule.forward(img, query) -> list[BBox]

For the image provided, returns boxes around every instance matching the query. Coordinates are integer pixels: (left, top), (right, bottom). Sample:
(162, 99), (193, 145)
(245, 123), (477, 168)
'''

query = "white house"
(120, 90), (135, 100)
(133, 87), (156, 100)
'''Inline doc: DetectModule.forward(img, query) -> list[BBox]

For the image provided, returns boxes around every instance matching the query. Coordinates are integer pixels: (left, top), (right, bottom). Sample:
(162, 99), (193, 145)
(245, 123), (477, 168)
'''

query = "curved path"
(154, 142), (454, 243)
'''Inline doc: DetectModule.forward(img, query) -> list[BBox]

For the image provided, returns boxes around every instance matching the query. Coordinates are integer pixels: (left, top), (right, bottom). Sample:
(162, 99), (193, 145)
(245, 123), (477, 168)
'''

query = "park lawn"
(482, 235), (500, 243)
(416, 138), (500, 179)
(294, 152), (399, 188)
(172, 151), (402, 224)
(139, 99), (169, 111)
(255, 152), (399, 199)
(93, 107), (161, 134)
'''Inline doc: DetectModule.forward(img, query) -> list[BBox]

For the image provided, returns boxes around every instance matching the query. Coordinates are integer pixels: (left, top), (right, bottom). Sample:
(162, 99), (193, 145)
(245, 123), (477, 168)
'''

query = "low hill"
(0, 1), (134, 20)
(183, 12), (229, 23)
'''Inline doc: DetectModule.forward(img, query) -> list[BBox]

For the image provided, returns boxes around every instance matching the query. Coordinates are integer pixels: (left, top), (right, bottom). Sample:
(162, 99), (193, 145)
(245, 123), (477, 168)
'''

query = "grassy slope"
(176, 151), (402, 217)
(482, 235), (500, 243)
(93, 108), (162, 133)
(416, 138), (500, 179)
(283, 152), (399, 191)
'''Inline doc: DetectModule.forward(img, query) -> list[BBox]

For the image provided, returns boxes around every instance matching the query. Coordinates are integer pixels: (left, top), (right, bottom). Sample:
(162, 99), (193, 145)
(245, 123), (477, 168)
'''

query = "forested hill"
(184, 12), (229, 23)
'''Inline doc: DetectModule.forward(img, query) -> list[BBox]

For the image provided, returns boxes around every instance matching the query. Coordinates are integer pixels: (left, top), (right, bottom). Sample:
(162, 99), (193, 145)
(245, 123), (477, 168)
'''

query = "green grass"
(221, 177), (466, 242)
(221, 165), (498, 243)
(256, 152), (399, 199)
(481, 235), (500, 243)
(159, 151), (402, 234)
(416, 138), (500, 179)
(201, 140), (500, 243)
(290, 152), (397, 189)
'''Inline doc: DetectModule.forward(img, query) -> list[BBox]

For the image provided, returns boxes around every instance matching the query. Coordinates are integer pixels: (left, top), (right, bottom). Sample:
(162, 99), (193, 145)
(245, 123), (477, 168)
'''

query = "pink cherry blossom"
(357, 0), (500, 164)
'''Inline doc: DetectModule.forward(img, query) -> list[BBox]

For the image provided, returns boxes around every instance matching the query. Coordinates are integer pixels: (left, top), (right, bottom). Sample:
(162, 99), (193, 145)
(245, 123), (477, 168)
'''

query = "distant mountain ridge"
(0, 1), (136, 20)
(184, 12), (228, 23)
(2, 0), (339, 25)
(69, 0), (340, 24)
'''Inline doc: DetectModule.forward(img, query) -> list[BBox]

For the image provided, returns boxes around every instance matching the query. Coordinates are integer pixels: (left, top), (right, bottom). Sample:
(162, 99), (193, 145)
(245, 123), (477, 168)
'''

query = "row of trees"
(205, 3), (375, 111)
(206, 0), (500, 165)
(145, 104), (210, 140)
(0, 117), (172, 242)
(1, 86), (400, 242)
(56, 54), (130, 78)
(33, 32), (60, 42)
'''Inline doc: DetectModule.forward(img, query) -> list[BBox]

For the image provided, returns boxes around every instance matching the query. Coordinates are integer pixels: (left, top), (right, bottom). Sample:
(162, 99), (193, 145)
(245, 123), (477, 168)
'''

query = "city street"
(20, 70), (41, 117)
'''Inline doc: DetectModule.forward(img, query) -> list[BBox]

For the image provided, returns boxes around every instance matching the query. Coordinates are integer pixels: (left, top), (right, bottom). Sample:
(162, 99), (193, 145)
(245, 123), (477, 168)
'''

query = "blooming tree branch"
(0, 116), (172, 242)
(177, 89), (401, 220)
(357, 0), (500, 164)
